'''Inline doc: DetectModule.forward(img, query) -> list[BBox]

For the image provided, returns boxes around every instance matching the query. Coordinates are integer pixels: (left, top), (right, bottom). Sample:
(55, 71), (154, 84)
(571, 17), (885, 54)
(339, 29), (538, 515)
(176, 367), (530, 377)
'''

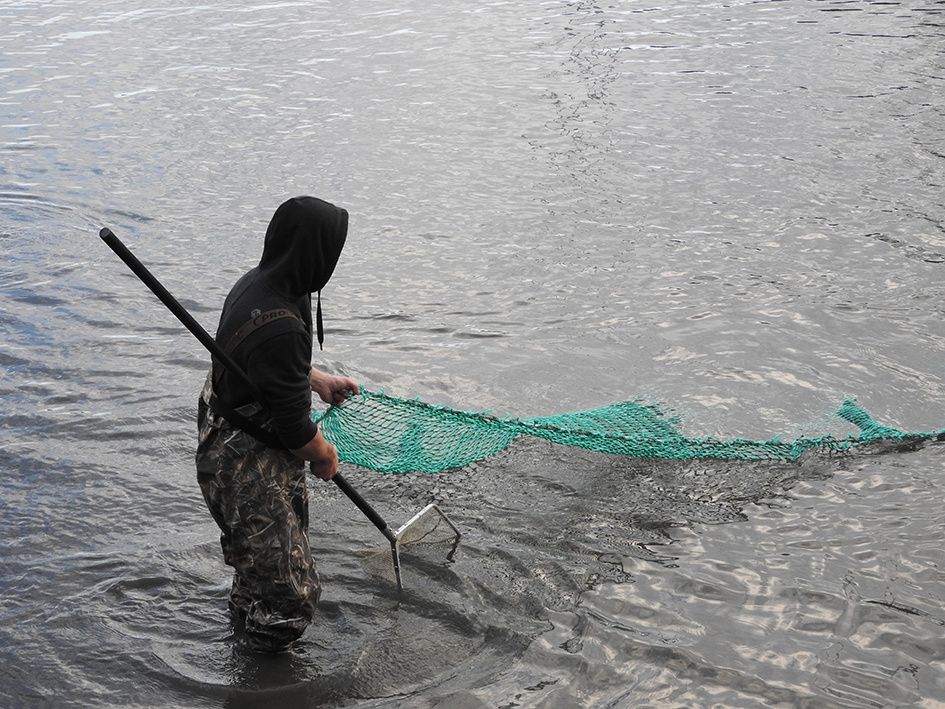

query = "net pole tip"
(391, 541), (403, 592)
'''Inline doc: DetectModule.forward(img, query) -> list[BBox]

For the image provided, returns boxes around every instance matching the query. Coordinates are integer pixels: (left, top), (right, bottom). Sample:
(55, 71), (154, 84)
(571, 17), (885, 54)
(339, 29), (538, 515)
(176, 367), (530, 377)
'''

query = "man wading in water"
(196, 196), (358, 653)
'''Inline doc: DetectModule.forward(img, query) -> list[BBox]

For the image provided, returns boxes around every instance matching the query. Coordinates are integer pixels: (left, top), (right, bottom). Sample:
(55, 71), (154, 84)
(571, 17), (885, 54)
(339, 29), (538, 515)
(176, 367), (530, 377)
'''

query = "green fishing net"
(315, 389), (945, 474)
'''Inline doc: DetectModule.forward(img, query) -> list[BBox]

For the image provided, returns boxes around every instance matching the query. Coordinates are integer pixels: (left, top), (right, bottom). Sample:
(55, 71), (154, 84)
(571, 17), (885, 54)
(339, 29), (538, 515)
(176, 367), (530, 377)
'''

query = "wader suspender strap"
(222, 308), (303, 359)
(208, 308), (306, 449)
(207, 395), (285, 449)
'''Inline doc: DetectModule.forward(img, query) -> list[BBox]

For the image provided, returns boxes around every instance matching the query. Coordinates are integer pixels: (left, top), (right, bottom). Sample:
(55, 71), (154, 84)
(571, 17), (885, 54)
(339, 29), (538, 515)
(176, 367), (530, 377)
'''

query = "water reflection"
(3, 0), (945, 706)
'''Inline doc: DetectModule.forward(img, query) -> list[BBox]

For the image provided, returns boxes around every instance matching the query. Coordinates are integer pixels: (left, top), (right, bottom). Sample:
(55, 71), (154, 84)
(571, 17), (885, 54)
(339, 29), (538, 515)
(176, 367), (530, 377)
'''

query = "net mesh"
(359, 504), (460, 585)
(396, 504), (461, 550)
(316, 389), (945, 474)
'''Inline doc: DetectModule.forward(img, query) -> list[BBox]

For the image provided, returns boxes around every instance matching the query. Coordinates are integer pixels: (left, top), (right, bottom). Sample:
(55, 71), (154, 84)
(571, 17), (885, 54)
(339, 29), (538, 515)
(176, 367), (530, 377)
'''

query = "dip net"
(316, 389), (944, 474)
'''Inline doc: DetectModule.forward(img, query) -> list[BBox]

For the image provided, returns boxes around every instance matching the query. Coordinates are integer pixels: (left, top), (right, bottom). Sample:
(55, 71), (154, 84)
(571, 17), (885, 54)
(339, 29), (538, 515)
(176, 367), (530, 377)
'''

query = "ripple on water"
(3, 0), (945, 706)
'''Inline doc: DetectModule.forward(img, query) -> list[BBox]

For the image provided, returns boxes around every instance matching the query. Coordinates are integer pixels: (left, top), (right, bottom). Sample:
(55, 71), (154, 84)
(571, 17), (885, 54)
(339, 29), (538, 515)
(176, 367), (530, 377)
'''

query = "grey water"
(2, 0), (945, 706)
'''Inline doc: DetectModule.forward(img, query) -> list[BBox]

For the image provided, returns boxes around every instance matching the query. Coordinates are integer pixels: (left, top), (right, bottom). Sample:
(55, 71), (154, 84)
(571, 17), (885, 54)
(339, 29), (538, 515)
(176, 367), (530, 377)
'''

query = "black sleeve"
(245, 331), (317, 449)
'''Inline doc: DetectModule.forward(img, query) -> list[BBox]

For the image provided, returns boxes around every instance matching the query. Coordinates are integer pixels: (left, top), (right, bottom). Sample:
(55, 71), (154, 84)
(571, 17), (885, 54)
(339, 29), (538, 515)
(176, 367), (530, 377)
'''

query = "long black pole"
(98, 226), (394, 542)
(99, 227), (248, 384)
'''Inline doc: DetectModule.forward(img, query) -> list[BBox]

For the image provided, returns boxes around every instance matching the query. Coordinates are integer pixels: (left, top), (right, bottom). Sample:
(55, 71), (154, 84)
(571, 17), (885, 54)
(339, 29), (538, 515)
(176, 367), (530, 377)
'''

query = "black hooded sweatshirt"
(212, 196), (349, 449)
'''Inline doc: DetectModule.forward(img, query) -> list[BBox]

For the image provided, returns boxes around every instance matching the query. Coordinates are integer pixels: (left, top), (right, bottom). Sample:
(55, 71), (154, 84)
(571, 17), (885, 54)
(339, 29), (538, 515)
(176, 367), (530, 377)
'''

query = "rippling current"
(2, 0), (945, 706)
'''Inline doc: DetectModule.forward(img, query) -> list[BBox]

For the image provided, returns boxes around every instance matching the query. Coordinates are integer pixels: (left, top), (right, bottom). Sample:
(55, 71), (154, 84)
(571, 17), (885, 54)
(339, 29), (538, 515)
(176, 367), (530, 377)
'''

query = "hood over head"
(258, 196), (349, 298)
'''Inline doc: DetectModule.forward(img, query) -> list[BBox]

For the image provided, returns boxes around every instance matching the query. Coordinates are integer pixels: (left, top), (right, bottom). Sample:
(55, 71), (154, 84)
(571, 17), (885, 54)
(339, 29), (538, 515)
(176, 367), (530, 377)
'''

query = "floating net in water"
(316, 389), (944, 474)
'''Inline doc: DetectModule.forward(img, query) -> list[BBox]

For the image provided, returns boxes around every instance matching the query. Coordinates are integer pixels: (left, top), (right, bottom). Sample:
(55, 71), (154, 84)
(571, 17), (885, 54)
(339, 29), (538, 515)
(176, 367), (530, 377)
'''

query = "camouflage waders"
(196, 373), (320, 652)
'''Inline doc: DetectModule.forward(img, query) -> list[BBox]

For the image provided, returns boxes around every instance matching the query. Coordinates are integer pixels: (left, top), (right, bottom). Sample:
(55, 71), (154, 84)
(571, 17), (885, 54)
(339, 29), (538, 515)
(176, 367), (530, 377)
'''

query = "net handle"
(327, 464), (401, 589)
(330, 470), (396, 544)
(98, 226), (394, 545)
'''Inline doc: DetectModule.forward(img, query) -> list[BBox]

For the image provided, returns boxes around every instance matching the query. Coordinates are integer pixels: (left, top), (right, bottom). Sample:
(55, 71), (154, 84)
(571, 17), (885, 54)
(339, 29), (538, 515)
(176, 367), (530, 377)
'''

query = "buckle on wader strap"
(208, 307), (307, 450)
(207, 392), (286, 449)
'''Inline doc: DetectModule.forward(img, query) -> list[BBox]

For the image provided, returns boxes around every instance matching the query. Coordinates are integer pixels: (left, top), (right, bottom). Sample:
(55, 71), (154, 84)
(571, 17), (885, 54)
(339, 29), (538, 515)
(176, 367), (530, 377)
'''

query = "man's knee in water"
(242, 594), (317, 653)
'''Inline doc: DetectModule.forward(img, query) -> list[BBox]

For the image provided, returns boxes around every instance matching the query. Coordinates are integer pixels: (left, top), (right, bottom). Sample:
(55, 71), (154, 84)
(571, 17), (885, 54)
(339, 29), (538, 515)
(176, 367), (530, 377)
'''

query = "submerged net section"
(358, 503), (461, 584)
(316, 389), (945, 474)
(396, 504), (461, 550)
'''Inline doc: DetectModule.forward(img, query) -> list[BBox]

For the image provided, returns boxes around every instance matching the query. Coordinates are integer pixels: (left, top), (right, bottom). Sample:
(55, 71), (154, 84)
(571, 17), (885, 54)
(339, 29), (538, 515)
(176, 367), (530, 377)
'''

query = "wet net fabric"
(316, 389), (945, 474)
(396, 505), (460, 548)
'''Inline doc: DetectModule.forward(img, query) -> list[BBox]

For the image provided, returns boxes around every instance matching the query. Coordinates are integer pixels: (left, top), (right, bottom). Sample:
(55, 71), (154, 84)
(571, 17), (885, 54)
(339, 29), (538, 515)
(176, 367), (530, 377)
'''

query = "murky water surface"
(2, 0), (945, 706)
